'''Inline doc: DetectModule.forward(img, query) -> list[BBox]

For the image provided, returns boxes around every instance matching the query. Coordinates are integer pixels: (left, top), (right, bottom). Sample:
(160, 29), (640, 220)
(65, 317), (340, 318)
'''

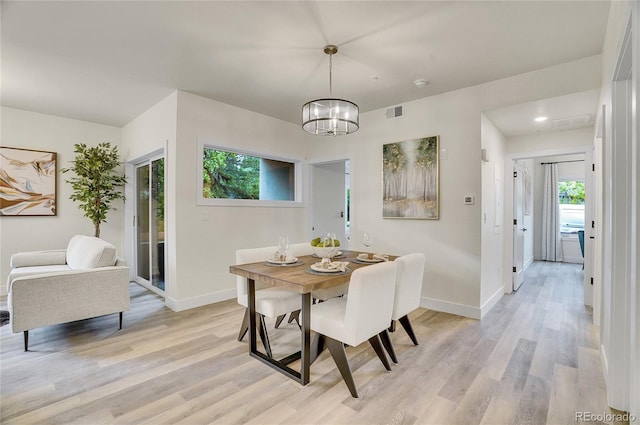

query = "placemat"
(352, 258), (385, 265)
(264, 261), (305, 267)
(305, 267), (350, 276)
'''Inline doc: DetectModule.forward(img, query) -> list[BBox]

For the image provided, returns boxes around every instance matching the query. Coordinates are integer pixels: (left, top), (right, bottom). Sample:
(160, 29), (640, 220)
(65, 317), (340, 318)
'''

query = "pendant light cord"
(329, 53), (333, 97)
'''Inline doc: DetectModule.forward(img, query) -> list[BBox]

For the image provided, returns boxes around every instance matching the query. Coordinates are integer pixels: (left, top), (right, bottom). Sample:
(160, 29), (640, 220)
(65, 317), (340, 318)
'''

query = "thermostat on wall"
(464, 195), (475, 205)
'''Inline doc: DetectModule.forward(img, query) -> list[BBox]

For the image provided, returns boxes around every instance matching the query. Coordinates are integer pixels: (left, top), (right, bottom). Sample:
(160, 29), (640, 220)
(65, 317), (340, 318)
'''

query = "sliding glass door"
(135, 156), (165, 293)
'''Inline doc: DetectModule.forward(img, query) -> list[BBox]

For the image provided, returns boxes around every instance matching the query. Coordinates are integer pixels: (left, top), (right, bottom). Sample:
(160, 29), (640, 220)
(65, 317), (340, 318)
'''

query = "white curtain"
(541, 163), (563, 261)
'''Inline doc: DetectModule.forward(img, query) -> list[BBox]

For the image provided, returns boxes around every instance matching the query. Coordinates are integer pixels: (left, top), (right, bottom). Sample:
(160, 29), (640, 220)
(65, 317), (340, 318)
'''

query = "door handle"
(521, 228), (527, 232)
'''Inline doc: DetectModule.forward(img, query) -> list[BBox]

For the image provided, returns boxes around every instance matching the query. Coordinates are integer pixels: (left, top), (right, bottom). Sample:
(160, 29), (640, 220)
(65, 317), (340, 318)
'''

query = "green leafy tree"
(62, 142), (126, 238)
(558, 181), (585, 204)
(202, 149), (259, 199)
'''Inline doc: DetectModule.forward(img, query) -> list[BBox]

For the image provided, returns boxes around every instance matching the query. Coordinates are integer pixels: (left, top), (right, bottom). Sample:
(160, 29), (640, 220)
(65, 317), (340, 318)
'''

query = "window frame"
(196, 138), (303, 208)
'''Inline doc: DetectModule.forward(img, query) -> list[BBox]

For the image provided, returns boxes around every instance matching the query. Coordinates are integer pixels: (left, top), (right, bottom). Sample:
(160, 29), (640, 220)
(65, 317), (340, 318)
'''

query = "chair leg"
(238, 308), (249, 341)
(388, 320), (396, 333)
(119, 312), (123, 330)
(378, 329), (398, 364)
(257, 314), (273, 358)
(274, 314), (286, 328)
(368, 334), (392, 371)
(399, 315), (419, 346)
(23, 330), (29, 352)
(325, 336), (358, 398)
(287, 310), (301, 329)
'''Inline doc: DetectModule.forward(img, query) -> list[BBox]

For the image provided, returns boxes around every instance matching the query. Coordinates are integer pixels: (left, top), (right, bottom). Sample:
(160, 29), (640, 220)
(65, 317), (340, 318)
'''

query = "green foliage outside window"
(202, 148), (259, 199)
(558, 181), (585, 204)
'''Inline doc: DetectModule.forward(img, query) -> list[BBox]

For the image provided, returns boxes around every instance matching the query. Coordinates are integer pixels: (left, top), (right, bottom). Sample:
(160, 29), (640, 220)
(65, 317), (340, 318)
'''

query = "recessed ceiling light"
(414, 79), (429, 88)
(534, 116), (548, 122)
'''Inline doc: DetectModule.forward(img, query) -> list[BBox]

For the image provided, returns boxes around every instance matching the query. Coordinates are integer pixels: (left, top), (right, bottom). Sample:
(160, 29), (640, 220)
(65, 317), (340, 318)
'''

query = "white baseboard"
(524, 256), (534, 271)
(165, 288), (236, 312)
(420, 297), (480, 320)
(480, 287), (504, 318)
(600, 343), (609, 384)
(562, 256), (583, 264)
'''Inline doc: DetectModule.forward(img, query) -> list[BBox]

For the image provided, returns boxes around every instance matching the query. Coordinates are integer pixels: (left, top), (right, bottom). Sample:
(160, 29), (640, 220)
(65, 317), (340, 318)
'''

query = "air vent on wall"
(386, 105), (403, 119)
(552, 114), (591, 129)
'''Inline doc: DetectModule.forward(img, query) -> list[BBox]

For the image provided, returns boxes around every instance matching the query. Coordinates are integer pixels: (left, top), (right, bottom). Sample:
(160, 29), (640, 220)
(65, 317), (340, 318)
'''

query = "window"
(197, 141), (301, 207)
(558, 180), (585, 234)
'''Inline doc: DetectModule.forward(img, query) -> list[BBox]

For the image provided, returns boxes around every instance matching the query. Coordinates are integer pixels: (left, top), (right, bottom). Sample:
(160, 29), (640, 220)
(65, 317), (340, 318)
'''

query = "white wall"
(596, 0), (638, 415)
(302, 56), (600, 319)
(171, 91), (310, 310)
(507, 126), (595, 155)
(121, 92), (178, 298)
(480, 114), (506, 315)
(0, 107), (123, 294)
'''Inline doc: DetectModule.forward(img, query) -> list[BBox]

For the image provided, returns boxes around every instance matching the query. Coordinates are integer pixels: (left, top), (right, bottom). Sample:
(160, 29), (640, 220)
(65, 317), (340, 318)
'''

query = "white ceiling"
(1, 1), (610, 136)
(484, 89), (602, 138)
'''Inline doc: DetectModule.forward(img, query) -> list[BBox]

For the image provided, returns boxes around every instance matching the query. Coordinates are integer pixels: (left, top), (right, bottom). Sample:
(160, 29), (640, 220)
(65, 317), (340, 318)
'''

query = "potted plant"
(62, 142), (126, 238)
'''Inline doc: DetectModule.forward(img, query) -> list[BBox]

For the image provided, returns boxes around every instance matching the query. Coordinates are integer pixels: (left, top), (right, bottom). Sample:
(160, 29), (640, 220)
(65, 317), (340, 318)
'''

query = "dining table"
(229, 249), (397, 385)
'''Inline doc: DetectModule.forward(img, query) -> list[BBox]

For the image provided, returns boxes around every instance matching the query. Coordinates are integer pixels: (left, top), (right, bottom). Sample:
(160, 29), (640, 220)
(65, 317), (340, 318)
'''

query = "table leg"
(301, 292), (311, 385)
(246, 281), (311, 386)
(247, 278), (257, 354)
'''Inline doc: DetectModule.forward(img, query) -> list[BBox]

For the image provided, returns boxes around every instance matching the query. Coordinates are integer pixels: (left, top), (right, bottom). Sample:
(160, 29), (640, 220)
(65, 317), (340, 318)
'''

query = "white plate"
(267, 257), (298, 265)
(310, 262), (343, 273)
(356, 255), (383, 263)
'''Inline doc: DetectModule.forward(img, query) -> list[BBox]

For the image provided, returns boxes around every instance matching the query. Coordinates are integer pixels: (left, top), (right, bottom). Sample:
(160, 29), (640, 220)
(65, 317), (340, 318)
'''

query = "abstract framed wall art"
(383, 136), (439, 219)
(0, 147), (57, 216)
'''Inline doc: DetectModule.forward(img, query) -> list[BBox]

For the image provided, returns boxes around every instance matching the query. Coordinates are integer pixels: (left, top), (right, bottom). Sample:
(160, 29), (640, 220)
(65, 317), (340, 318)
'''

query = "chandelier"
(302, 45), (359, 136)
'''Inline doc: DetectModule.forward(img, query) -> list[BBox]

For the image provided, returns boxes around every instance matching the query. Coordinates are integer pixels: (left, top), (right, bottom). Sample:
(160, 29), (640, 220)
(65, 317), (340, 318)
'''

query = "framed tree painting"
(383, 136), (439, 219)
(0, 146), (57, 216)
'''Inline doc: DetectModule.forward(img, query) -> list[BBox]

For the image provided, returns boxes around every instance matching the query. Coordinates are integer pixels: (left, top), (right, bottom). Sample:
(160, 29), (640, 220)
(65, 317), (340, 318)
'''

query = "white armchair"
(7, 235), (130, 351)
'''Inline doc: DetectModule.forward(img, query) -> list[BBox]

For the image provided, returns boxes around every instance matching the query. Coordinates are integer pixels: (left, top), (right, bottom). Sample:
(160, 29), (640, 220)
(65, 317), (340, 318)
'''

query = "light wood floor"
(0, 262), (628, 424)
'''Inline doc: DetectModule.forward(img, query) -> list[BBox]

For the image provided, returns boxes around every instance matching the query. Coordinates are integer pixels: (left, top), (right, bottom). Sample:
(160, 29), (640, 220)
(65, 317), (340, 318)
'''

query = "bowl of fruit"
(310, 235), (341, 259)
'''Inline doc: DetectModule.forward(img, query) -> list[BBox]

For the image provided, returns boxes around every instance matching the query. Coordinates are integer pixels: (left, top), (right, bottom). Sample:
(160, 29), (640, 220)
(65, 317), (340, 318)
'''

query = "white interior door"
(311, 161), (348, 244)
(512, 162), (526, 290)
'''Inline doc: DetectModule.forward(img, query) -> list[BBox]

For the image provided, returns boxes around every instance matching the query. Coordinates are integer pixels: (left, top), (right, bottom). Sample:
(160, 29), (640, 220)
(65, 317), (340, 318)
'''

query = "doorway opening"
(509, 152), (591, 300)
(310, 159), (351, 246)
(133, 153), (165, 296)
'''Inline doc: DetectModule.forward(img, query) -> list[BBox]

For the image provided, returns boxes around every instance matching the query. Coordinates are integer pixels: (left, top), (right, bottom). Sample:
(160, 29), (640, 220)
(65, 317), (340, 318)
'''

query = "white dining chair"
(269, 242), (313, 329)
(310, 260), (397, 398)
(380, 253), (426, 363)
(274, 242), (349, 329)
(236, 246), (301, 358)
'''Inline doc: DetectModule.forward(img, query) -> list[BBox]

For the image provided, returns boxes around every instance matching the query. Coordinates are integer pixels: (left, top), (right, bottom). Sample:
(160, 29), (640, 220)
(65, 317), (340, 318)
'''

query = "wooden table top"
(229, 250), (397, 294)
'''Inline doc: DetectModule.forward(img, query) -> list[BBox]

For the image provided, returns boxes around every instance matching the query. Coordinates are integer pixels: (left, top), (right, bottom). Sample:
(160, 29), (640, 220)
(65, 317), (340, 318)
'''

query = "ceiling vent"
(386, 105), (403, 119)
(551, 114), (591, 129)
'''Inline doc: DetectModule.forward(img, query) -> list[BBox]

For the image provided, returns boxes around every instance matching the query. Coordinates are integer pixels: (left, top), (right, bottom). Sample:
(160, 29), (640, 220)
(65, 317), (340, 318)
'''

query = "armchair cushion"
(66, 235), (117, 269)
(8, 265), (72, 292)
(10, 250), (66, 268)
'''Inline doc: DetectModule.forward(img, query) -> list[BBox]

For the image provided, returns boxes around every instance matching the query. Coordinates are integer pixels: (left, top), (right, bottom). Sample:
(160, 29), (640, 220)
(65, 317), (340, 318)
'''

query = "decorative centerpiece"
(310, 234), (341, 261)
